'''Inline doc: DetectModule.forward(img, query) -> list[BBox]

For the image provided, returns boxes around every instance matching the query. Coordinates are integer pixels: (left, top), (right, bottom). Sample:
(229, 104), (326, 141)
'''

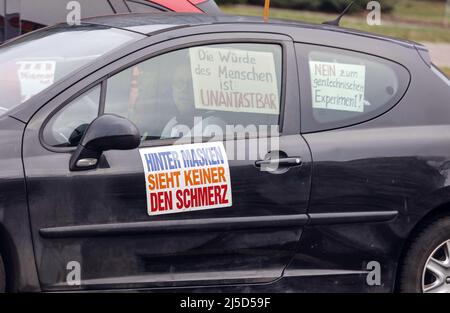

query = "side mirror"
(69, 114), (140, 171)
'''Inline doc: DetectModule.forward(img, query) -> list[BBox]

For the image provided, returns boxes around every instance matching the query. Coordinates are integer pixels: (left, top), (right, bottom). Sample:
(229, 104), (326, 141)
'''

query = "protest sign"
(310, 61), (366, 112)
(140, 142), (232, 216)
(189, 46), (280, 115)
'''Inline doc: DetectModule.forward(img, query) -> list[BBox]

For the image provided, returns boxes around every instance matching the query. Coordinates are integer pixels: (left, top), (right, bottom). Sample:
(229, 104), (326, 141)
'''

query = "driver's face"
(172, 64), (194, 116)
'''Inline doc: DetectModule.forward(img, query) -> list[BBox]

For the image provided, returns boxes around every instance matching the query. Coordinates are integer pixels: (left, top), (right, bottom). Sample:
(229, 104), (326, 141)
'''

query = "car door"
(22, 32), (312, 291)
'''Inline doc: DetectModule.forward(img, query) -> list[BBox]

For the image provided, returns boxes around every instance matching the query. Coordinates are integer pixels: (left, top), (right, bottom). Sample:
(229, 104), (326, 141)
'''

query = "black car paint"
(0, 14), (448, 292)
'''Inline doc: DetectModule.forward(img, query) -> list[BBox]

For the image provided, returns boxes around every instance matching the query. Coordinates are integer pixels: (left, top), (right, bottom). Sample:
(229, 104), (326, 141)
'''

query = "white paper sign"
(189, 47), (280, 115)
(17, 60), (56, 102)
(140, 142), (232, 216)
(309, 61), (366, 112)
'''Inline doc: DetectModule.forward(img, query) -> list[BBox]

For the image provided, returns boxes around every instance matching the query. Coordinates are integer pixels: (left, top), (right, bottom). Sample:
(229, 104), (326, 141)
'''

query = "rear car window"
(432, 64), (450, 85)
(297, 44), (410, 132)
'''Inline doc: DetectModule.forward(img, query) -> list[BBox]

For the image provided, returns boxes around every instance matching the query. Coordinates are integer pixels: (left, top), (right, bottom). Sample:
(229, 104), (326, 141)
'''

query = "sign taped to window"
(189, 46), (280, 115)
(309, 61), (366, 112)
(140, 142), (232, 216)
(17, 60), (56, 102)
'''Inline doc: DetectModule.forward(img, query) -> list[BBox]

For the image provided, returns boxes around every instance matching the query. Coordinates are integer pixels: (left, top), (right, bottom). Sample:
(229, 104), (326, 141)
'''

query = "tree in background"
(216, 0), (396, 13)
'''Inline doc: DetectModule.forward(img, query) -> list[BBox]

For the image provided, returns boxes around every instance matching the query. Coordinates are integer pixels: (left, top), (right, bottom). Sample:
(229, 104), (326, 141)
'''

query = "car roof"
(81, 12), (270, 32)
(81, 12), (424, 50)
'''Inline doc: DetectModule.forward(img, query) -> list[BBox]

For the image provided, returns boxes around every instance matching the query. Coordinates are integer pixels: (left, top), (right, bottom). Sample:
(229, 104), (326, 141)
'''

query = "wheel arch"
(395, 201), (450, 291)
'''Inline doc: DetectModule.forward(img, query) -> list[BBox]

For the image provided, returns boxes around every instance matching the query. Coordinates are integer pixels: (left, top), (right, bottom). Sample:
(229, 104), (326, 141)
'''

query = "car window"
(43, 85), (101, 147)
(0, 24), (143, 117)
(297, 44), (410, 132)
(20, 0), (114, 27)
(432, 64), (450, 84)
(109, 0), (130, 13)
(126, 1), (164, 12)
(104, 43), (283, 141)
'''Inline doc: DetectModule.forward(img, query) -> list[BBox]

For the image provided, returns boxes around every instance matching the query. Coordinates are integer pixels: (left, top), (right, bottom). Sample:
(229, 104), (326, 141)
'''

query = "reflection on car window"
(0, 24), (143, 116)
(105, 43), (283, 141)
(44, 86), (100, 147)
(298, 45), (410, 132)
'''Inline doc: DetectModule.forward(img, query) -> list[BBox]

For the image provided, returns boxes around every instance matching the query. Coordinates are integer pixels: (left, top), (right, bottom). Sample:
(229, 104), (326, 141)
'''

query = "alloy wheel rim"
(422, 239), (450, 293)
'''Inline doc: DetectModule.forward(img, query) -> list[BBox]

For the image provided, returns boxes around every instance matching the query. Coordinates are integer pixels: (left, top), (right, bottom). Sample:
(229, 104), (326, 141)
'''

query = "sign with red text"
(189, 46), (280, 115)
(16, 60), (56, 102)
(139, 142), (232, 216)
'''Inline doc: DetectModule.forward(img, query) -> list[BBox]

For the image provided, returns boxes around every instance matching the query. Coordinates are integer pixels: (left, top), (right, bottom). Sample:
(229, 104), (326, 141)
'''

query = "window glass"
(109, 0), (130, 13)
(0, 0), (4, 43)
(126, 1), (163, 12)
(105, 43), (283, 141)
(43, 85), (100, 147)
(0, 24), (143, 116)
(298, 44), (410, 132)
(20, 0), (114, 27)
(5, 0), (20, 39)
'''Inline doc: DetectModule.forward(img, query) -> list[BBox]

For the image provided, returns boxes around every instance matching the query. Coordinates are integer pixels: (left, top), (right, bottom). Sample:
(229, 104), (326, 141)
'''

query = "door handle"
(255, 157), (302, 169)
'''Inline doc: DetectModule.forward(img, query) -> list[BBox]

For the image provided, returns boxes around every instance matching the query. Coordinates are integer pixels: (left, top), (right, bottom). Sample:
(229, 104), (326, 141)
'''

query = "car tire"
(400, 216), (450, 293)
(0, 254), (5, 292)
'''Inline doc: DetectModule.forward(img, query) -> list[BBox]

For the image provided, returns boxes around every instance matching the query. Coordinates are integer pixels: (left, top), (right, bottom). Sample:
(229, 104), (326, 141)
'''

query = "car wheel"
(400, 216), (450, 293)
(0, 254), (5, 292)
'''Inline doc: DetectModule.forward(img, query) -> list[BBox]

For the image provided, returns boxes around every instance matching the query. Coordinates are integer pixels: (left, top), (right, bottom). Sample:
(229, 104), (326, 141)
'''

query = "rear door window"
(297, 44), (410, 132)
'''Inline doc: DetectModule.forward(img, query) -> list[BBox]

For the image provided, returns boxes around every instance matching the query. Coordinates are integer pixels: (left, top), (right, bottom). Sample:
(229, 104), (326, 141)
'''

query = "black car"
(0, 13), (449, 293)
(0, 0), (220, 43)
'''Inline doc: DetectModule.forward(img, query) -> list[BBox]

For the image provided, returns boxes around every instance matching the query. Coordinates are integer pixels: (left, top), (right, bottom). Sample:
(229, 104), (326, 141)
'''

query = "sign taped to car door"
(140, 142), (232, 216)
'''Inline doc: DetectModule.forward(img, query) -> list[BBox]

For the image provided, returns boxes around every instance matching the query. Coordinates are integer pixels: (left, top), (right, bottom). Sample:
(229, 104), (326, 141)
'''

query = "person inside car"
(159, 54), (226, 140)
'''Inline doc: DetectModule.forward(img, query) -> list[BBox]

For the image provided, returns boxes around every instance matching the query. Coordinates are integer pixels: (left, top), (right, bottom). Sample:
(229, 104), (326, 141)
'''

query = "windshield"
(0, 24), (144, 116)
